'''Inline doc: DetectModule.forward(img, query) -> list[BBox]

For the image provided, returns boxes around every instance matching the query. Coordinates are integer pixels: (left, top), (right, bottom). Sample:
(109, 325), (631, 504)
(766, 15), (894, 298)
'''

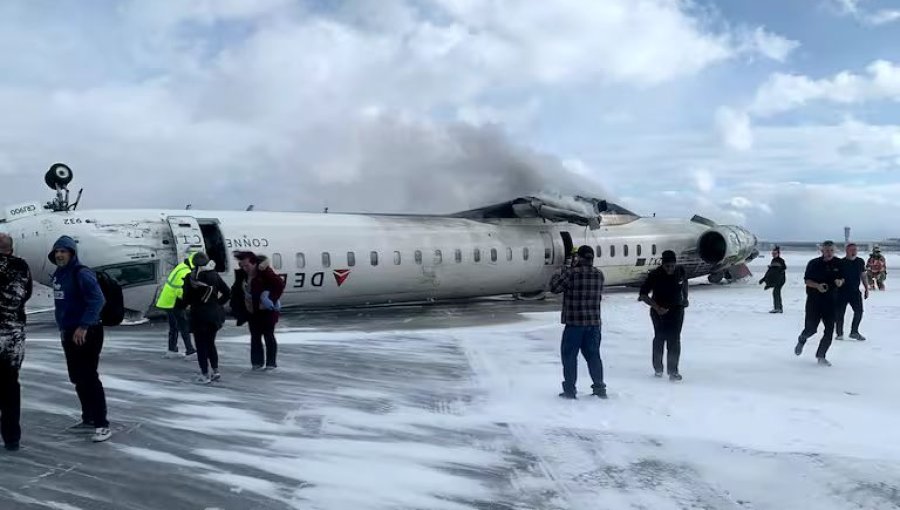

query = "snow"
(3, 250), (899, 509)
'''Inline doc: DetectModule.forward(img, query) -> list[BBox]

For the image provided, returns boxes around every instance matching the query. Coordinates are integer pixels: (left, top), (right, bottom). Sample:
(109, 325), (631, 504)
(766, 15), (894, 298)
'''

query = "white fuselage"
(2, 207), (751, 316)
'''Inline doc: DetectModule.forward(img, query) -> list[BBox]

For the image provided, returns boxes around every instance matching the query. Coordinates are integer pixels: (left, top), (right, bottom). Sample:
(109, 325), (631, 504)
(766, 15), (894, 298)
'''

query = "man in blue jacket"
(49, 236), (111, 443)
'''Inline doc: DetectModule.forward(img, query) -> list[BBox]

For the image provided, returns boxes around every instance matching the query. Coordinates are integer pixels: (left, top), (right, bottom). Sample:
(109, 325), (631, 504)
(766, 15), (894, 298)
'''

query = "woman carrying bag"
(182, 254), (231, 383)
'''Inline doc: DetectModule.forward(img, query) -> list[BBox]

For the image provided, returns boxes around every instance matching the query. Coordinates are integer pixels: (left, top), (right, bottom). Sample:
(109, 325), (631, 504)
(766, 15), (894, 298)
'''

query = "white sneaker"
(210, 371), (221, 382)
(92, 428), (112, 442)
(184, 351), (197, 360)
(194, 374), (212, 384)
(163, 351), (183, 359)
(835, 335), (845, 341)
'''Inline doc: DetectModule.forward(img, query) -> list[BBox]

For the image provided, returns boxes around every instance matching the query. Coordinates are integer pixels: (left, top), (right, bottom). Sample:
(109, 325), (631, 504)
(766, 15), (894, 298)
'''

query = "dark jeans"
(836, 290), (863, 336)
(800, 296), (835, 359)
(560, 325), (605, 395)
(62, 326), (109, 428)
(651, 307), (684, 375)
(194, 327), (220, 375)
(0, 364), (21, 446)
(167, 309), (194, 353)
(249, 316), (277, 368)
(772, 284), (783, 311)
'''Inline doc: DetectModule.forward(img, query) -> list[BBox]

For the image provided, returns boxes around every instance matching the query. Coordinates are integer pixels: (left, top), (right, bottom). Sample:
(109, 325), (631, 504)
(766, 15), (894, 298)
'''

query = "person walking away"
(795, 240), (843, 367)
(866, 246), (887, 291)
(0, 233), (32, 451)
(836, 243), (868, 341)
(182, 259), (230, 384)
(49, 236), (111, 442)
(759, 246), (787, 313)
(156, 253), (207, 359)
(639, 250), (689, 381)
(231, 252), (285, 370)
(549, 245), (607, 400)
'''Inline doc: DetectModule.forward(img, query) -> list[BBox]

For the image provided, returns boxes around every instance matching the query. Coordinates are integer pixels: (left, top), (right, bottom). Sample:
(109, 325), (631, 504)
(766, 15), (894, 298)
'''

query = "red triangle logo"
(333, 269), (351, 287)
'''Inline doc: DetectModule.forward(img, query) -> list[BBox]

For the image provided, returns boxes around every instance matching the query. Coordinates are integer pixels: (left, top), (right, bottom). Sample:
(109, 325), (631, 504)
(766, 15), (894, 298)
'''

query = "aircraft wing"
(451, 195), (606, 229)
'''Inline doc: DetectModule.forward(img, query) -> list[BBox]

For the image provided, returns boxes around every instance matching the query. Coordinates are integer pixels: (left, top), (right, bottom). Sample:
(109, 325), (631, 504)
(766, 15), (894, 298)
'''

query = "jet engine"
(697, 225), (759, 267)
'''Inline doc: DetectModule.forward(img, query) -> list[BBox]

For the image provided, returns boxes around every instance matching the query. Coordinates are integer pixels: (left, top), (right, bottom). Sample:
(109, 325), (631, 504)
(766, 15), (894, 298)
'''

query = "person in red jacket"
(231, 251), (285, 370)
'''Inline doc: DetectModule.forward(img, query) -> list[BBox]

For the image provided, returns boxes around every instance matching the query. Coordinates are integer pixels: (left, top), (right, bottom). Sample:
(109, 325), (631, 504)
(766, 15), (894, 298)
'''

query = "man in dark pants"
(639, 250), (689, 381)
(795, 240), (843, 366)
(759, 246), (786, 313)
(549, 245), (607, 399)
(836, 243), (868, 341)
(50, 236), (111, 442)
(0, 233), (32, 451)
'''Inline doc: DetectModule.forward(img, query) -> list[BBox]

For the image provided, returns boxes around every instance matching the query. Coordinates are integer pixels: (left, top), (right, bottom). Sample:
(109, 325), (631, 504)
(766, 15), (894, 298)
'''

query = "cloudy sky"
(1, 0), (899, 241)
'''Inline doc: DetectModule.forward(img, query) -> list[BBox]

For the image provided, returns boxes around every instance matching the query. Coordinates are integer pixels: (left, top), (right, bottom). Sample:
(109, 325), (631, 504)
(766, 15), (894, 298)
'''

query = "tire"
(44, 163), (74, 189)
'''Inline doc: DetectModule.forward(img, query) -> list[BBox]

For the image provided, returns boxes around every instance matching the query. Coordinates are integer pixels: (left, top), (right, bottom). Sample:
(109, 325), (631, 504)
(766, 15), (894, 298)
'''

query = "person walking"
(795, 240), (843, 366)
(182, 259), (231, 383)
(836, 243), (868, 341)
(639, 250), (689, 381)
(549, 245), (607, 400)
(759, 246), (786, 313)
(156, 253), (207, 359)
(49, 236), (111, 442)
(866, 246), (887, 291)
(0, 233), (32, 451)
(231, 251), (285, 370)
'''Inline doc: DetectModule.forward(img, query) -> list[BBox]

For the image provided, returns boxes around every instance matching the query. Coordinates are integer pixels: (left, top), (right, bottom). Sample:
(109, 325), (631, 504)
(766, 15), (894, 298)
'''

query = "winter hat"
(661, 250), (677, 263)
(191, 252), (210, 268)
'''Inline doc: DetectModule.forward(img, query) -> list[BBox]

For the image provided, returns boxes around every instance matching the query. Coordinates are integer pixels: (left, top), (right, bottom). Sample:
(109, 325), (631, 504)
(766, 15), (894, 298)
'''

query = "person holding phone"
(795, 240), (843, 366)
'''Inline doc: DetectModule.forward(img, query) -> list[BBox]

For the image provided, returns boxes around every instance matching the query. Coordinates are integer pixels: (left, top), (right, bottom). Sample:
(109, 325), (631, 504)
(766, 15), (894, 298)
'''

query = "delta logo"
(333, 269), (351, 287)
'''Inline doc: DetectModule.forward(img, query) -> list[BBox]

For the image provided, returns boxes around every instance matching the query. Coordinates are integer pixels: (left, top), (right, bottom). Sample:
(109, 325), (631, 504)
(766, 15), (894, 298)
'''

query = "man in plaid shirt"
(550, 245), (607, 399)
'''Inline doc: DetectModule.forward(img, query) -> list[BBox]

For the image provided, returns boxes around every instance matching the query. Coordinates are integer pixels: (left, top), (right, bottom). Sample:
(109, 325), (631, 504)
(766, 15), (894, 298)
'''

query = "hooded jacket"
(182, 262), (230, 331)
(48, 236), (105, 331)
(0, 253), (32, 369)
(230, 255), (285, 326)
(156, 253), (204, 310)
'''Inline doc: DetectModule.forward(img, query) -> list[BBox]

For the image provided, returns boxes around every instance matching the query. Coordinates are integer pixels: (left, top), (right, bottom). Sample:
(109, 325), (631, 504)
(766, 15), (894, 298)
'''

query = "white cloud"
(715, 107), (754, 151)
(693, 168), (716, 193)
(739, 27), (800, 63)
(830, 0), (900, 25)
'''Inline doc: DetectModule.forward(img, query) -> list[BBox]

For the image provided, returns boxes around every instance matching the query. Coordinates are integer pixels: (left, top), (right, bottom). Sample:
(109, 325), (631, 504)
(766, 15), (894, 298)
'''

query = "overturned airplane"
(1, 164), (759, 319)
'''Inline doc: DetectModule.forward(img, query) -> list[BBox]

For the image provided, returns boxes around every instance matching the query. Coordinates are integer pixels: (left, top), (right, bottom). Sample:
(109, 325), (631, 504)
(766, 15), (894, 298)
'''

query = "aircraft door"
(540, 232), (554, 265)
(166, 216), (206, 263)
(559, 231), (574, 263)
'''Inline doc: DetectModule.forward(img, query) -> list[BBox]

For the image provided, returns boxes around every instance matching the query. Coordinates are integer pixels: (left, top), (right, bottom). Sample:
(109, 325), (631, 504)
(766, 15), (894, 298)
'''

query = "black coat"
(760, 257), (787, 289)
(182, 269), (230, 332)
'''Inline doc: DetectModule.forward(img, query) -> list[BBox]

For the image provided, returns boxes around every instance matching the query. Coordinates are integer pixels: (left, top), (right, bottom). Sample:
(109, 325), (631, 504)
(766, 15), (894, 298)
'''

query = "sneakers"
(669, 373), (683, 382)
(769, 309), (783, 314)
(264, 365), (277, 371)
(210, 371), (221, 382)
(835, 335), (845, 341)
(91, 428), (112, 443)
(194, 374), (212, 384)
(163, 351), (183, 359)
(184, 350), (197, 360)
(4, 442), (19, 451)
(592, 388), (608, 399)
(817, 358), (832, 367)
(794, 337), (806, 356)
(558, 392), (576, 400)
(251, 365), (264, 371)
(654, 371), (664, 378)
(850, 332), (867, 341)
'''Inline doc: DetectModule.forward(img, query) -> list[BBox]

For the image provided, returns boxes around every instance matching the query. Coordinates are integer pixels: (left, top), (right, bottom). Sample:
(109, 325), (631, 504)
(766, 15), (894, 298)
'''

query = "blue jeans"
(561, 325), (605, 395)
(167, 309), (194, 353)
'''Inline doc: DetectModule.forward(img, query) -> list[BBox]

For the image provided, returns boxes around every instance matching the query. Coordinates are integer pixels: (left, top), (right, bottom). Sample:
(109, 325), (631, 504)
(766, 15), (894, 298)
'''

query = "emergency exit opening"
(560, 231), (574, 261)
(198, 220), (228, 273)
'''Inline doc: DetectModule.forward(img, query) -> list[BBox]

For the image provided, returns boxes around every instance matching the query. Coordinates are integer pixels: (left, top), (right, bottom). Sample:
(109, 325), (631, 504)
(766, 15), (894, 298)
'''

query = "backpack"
(75, 266), (125, 326)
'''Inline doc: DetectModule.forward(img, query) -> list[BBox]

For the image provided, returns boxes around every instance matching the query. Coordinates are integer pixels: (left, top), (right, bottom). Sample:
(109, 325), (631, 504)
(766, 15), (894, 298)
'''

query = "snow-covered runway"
(2, 251), (899, 509)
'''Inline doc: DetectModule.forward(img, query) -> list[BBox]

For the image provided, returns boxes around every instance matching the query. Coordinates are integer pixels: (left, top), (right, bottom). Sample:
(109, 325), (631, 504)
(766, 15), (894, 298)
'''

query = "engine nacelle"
(697, 225), (759, 267)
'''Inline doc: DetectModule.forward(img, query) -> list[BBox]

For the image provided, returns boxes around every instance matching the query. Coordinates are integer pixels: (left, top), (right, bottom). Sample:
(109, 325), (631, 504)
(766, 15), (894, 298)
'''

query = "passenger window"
(506, 247), (513, 261)
(652, 244), (657, 255)
(523, 247), (530, 261)
(97, 262), (156, 288)
(596, 245), (602, 258)
(491, 248), (498, 262)
(322, 252), (331, 268)
(610, 245), (616, 257)
(454, 249), (462, 263)
(637, 245), (642, 257)
(347, 252), (356, 267)
(370, 251), (379, 266)
(624, 245), (629, 257)
(414, 250), (423, 265)
(434, 250), (443, 264)
(296, 252), (306, 269)
(394, 251), (402, 265)
(474, 248), (481, 262)
(272, 253), (283, 270)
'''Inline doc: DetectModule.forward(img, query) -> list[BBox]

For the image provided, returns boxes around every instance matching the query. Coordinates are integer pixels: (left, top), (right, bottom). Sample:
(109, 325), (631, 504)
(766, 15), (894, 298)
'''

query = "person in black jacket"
(0, 233), (32, 451)
(182, 258), (230, 384)
(759, 246), (787, 313)
(835, 243), (868, 341)
(639, 250), (689, 381)
(795, 240), (843, 366)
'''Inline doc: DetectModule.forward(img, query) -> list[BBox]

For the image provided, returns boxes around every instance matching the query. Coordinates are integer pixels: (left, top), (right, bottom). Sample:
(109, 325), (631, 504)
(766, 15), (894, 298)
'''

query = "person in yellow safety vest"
(157, 252), (209, 358)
